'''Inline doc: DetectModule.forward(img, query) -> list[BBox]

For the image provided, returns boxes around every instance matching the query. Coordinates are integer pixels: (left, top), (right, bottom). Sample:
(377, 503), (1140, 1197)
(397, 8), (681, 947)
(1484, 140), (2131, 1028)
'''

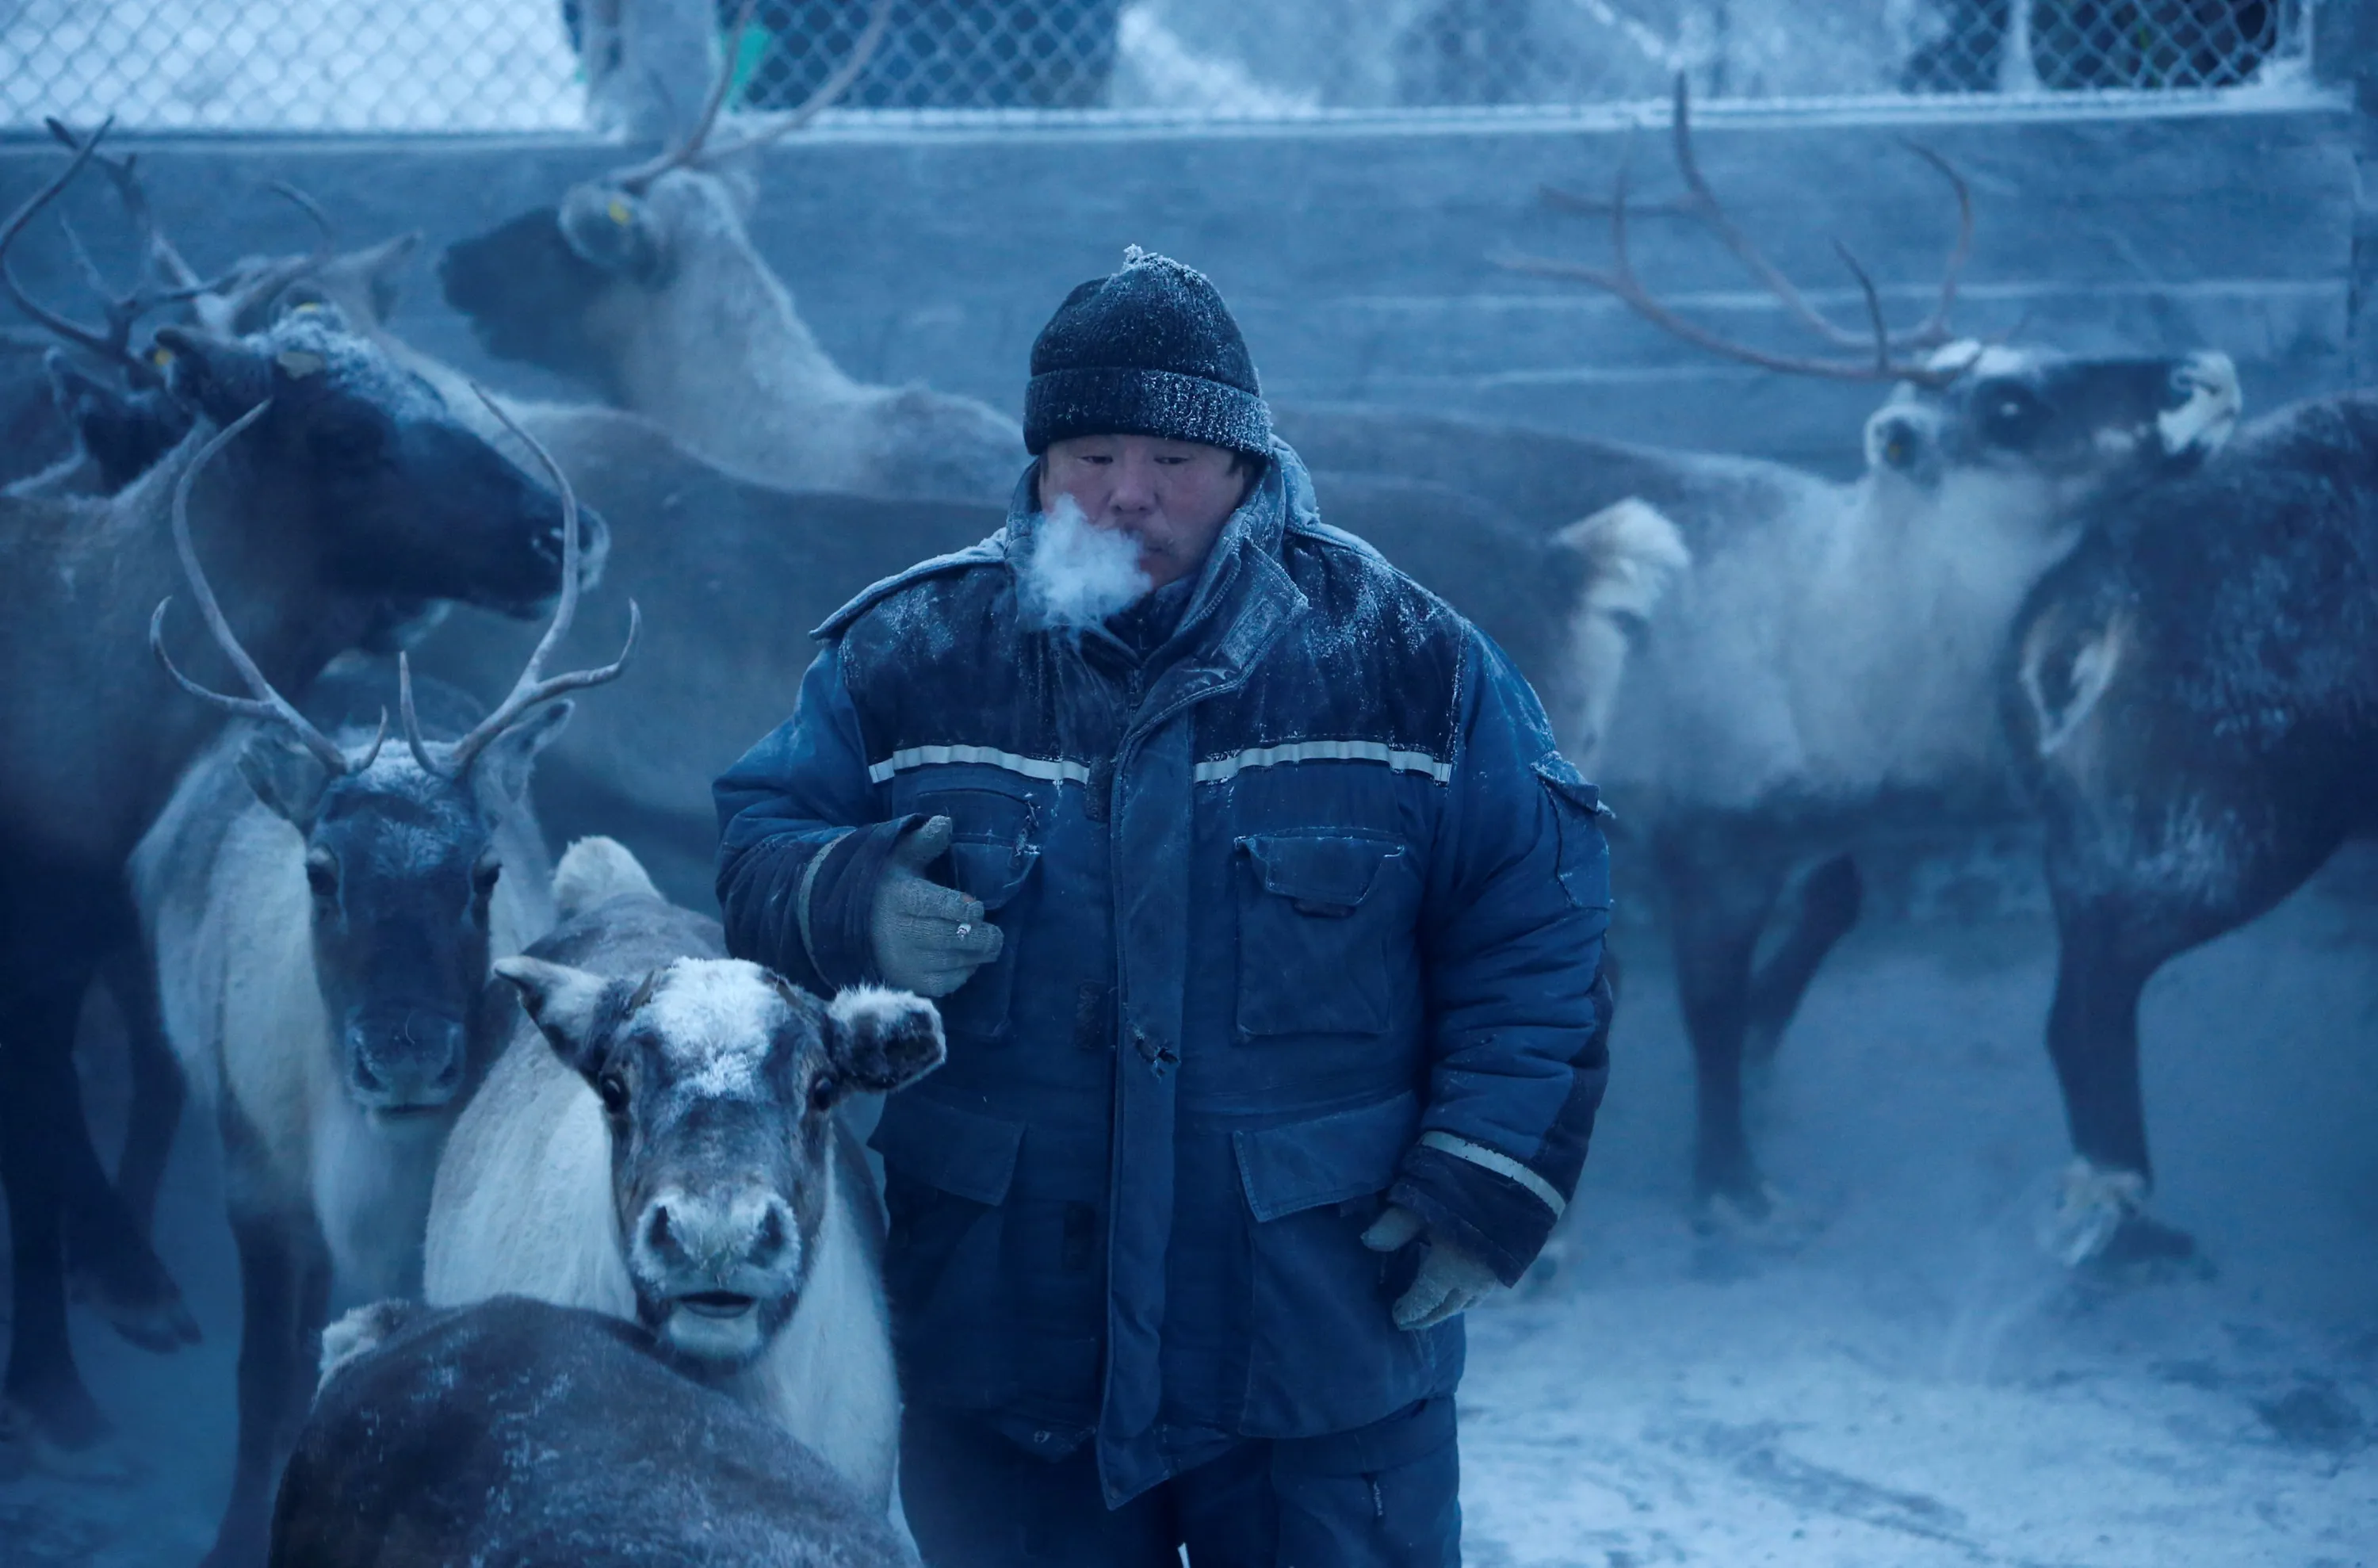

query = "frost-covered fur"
(1996, 392), (2378, 1264)
(424, 855), (915, 1511)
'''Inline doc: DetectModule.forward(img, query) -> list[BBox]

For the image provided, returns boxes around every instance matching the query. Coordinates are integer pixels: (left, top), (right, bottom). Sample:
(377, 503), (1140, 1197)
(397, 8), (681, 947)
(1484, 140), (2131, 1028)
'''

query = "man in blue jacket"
(715, 248), (1611, 1566)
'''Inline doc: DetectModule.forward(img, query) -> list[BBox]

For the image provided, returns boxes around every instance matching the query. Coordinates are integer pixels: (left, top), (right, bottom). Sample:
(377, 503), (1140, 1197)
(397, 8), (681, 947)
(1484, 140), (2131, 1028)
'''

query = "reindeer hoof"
(0, 1393), (133, 1483)
(67, 1247), (201, 1353)
(2038, 1158), (2204, 1275)
(1692, 1181), (1819, 1249)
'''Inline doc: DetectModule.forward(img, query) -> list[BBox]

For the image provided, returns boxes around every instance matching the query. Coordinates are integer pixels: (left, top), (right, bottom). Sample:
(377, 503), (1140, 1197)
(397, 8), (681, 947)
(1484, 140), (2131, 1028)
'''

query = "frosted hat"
(1023, 247), (1272, 459)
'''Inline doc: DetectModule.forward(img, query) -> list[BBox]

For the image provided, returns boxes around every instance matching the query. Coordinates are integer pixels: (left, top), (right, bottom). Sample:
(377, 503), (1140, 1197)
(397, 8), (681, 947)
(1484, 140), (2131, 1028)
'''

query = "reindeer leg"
(2040, 893), (2200, 1269)
(205, 1189), (331, 1568)
(1743, 852), (1862, 1064)
(101, 935), (185, 1248)
(2038, 800), (2342, 1272)
(0, 953), (126, 1474)
(59, 893), (198, 1352)
(1660, 831), (1791, 1230)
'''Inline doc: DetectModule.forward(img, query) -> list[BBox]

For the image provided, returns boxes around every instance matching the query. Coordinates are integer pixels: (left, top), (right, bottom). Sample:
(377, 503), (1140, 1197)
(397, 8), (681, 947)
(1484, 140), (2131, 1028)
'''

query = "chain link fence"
(0, 0), (2315, 133)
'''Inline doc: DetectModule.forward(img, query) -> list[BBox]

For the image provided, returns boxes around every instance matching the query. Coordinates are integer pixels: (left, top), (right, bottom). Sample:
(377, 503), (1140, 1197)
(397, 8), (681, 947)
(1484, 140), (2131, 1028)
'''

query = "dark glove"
(870, 816), (1003, 997)
(1360, 1205), (1503, 1330)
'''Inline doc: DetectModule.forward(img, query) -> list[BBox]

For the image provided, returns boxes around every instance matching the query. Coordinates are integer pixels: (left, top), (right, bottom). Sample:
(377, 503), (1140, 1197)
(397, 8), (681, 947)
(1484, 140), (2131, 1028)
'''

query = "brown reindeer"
(0, 128), (598, 1471)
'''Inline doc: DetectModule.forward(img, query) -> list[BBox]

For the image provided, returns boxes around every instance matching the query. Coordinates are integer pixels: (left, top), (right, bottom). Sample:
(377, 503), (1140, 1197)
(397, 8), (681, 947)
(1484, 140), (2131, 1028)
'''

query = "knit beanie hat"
(1023, 247), (1273, 458)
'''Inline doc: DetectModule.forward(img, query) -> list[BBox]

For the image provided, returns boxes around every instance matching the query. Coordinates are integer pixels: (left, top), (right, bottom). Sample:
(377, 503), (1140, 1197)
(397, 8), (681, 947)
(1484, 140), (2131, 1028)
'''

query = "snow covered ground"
(2, 842), (2372, 1565)
(1464, 843), (2378, 1567)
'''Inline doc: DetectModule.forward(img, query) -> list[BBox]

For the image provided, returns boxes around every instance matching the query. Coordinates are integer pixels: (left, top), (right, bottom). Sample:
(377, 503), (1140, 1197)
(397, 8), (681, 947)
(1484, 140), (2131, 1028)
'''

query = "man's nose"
(1106, 452), (1158, 511)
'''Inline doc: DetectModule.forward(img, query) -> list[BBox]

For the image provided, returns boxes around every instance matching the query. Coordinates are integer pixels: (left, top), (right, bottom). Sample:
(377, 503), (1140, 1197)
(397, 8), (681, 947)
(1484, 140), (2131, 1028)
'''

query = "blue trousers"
(900, 1398), (1461, 1567)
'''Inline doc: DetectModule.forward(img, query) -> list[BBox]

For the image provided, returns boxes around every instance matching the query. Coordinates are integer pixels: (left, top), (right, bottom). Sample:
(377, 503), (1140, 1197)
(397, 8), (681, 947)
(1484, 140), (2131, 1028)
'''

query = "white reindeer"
(1479, 83), (2245, 1229)
(423, 836), (944, 1513)
(438, 0), (1023, 503)
(135, 402), (630, 1567)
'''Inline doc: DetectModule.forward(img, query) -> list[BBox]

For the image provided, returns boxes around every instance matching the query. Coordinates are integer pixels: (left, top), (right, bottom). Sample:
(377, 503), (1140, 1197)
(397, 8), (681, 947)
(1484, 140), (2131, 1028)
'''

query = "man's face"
(1038, 434), (1249, 591)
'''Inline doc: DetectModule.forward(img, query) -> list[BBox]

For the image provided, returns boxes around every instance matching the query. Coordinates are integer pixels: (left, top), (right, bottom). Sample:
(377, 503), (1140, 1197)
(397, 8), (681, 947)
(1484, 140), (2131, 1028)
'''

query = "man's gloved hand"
(1360, 1205), (1503, 1331)
(870, 816), (1004, 997)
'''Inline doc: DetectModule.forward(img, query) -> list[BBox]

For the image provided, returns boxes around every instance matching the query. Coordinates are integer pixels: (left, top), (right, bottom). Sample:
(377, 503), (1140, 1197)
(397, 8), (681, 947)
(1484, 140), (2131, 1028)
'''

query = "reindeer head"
(241, 694), (569, 1123)
(1506, 77), (2242, 540)
(151, 306), (609, 618)
(438, 0), (889, 393)
(153, 392), (636, 1125)
(495, 960), (943, 1369)
(1862, 343), (2238, 498)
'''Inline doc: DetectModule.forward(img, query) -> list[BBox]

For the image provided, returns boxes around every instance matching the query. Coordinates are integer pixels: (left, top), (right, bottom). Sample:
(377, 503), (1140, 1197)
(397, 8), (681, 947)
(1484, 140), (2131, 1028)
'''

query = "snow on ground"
(1463, 843), (2378, 1567)
(2, 843), (2373, 1564)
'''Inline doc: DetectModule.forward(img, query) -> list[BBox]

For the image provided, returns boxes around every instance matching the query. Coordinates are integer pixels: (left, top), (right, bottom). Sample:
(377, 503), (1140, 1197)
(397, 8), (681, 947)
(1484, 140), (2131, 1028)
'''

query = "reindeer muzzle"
(343, 1006), (468, 1117)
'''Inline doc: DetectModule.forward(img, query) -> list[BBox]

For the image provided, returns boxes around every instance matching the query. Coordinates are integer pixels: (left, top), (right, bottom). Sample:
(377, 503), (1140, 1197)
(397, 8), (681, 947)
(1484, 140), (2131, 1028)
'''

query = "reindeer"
(272, 1295), (917, 1567)
(2004, 390), (2378, 1268)
(0, 128), (597, 1471)
(1455, 81), (2244, 1230)
(439, 0), (1024, 504)
(133, 399), (630, 1566)
(424, 836), (943, 1513)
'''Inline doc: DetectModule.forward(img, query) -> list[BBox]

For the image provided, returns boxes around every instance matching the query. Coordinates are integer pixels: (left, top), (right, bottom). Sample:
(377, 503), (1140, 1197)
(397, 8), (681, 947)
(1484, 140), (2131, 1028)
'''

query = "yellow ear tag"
(292, 300), (323, 314)
(608, 199), (633, 226)
(276, 349), (327, 379)
(150, 346), (174, 368)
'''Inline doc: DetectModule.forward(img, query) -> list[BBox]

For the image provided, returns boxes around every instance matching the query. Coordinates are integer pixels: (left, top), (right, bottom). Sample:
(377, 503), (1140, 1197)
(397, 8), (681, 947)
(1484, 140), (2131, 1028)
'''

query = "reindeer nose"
(639, 1188), (797, 1278)
(344, 1008), (467, 1111)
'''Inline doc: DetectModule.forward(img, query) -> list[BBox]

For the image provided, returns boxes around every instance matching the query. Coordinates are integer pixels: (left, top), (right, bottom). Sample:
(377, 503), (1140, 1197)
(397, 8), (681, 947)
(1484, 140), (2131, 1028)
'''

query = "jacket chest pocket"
(939, 838), (1039, 1042)
(1235, 833), (1407, 1040)
(904, 786), (1042, 1044)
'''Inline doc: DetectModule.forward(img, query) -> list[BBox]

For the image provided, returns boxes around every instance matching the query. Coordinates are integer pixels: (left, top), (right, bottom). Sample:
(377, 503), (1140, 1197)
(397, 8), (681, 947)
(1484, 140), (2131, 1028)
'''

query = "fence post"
(583, 0), (724, 143)
(2312, 0), (2378, 386)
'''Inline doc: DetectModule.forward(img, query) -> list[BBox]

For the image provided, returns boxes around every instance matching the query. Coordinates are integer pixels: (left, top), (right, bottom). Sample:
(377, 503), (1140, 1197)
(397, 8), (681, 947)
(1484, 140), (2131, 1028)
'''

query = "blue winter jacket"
(714, 443), (1611, 1505)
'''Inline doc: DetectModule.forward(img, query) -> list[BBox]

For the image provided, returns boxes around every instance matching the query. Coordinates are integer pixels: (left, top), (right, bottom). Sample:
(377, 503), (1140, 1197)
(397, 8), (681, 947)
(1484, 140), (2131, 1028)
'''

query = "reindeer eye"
(304, 850), (338, 899)
(471, 855), (503, 901)
(595, 1073), (629, 1115)
(808, 1074), (839, 1113)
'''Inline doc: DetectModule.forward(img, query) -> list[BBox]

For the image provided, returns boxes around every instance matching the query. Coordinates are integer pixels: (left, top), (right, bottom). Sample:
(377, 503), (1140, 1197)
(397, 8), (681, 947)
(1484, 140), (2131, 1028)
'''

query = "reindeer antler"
(0, 120), (323, 381)
(1497, 76), (1979, 388)
(610, 0), (893, 193)
(400, 385), (638, 779)
(0, 117), (148, 381)
(150, 401), (386, 774)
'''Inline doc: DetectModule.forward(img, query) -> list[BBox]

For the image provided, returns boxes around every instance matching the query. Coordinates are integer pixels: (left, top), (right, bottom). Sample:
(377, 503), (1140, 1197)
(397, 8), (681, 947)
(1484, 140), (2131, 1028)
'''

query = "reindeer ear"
(824, 985), (946, 1092)
(468, 701), (574, 809)
(492, 956), (621, 1077)
(46, 351), (187, 489)
(236, 729), (335, 829)
(155, 327), (274, 426)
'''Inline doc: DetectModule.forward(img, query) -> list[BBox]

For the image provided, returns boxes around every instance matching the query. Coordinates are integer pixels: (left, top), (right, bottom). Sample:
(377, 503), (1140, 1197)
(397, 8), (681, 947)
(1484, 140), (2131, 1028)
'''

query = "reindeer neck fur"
(604, 172), (869, 483)
(717, 1139), (898, 1510)
(0, 421), (370, 866)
